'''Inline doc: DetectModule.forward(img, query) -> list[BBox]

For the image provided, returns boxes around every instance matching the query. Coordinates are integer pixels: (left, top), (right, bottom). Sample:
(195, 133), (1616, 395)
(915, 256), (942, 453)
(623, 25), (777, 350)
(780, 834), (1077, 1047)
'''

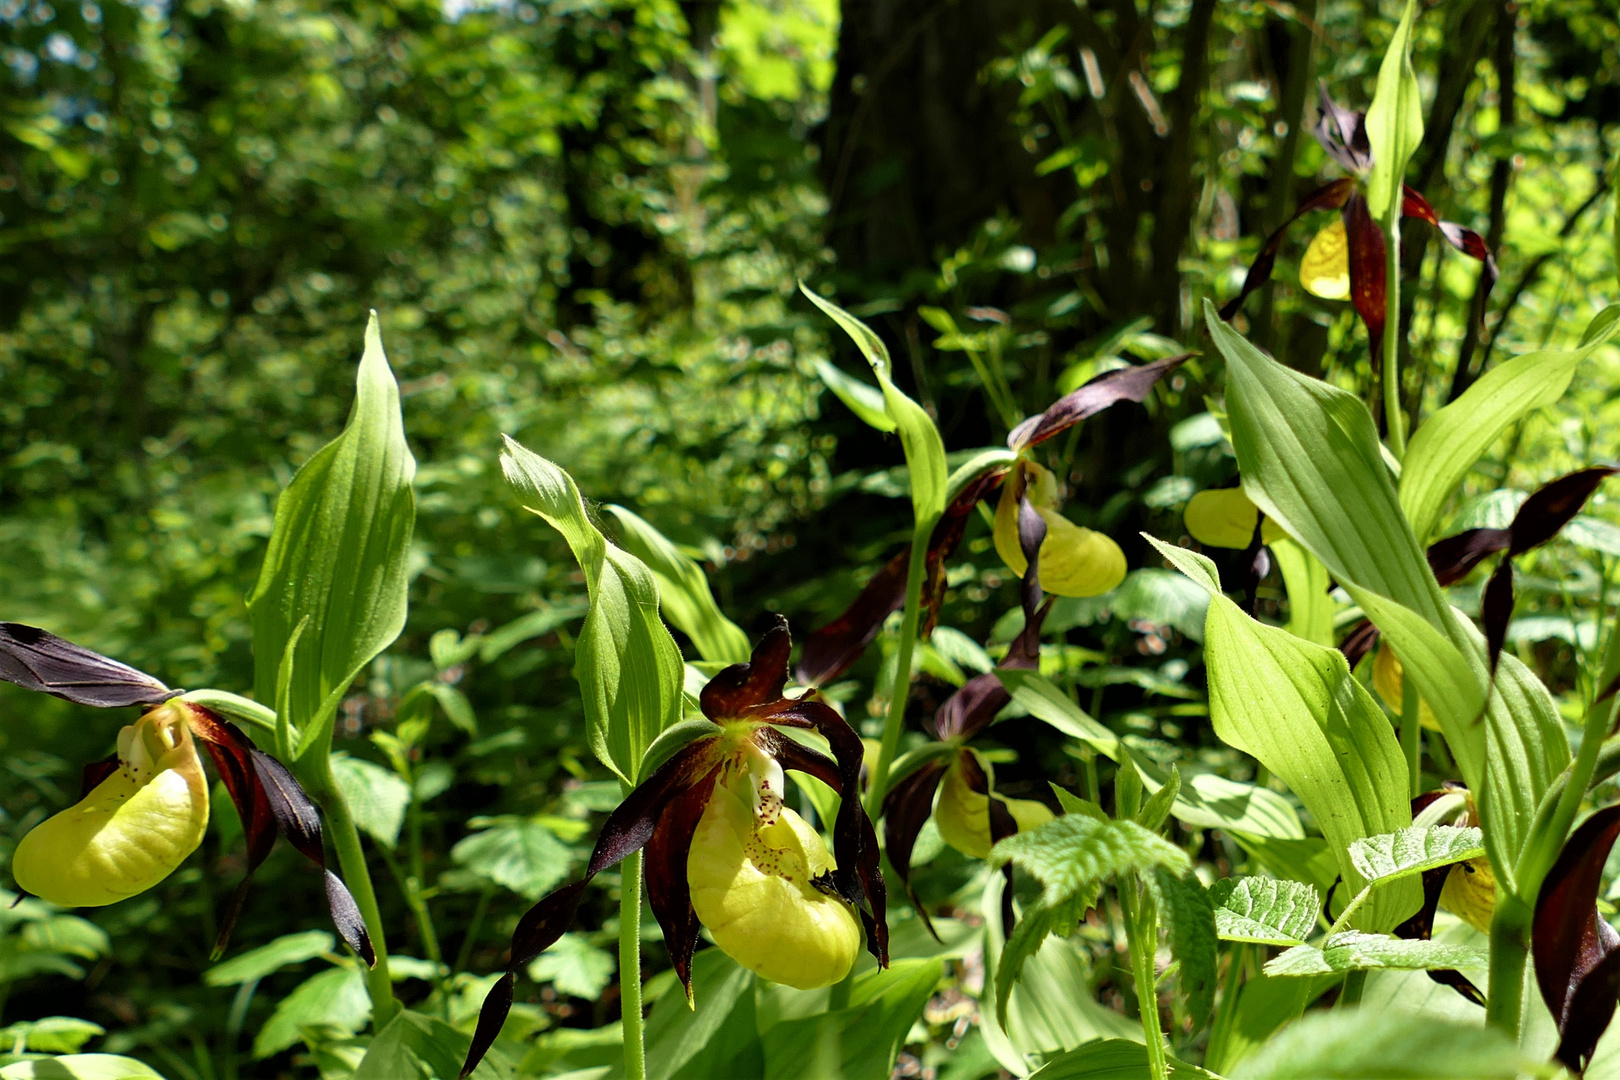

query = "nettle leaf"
(252, 964), (370, 1059)
(204, 930), (334, 986)
(1348, 825), (1484, 885)
(1151, 869), (1218, 1030)
(249, 314), (416, 760)
(501, 438), (684, 783)
(1230, 1009), (1524, 1080)
(1150, 540), (1416, 932)
(1363, 0), (1423, 219)
(802, 284), (947, 528)
(1265, 932), (1487, 977)
(526, 932), (616, 1000)
(994, 887), (1096, 1018)
(990, 815), (1187, 908)
(353, 1009), (500, 1080)
(603, 504), (751, 665)
(1209, 877), (1320, 946)
(451, 818), (575, 900)
(330, 755), (412, 850)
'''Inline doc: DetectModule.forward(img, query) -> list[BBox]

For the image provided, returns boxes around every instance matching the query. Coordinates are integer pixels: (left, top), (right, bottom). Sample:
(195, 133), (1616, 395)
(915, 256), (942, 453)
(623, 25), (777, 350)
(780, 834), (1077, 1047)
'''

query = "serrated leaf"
(1208, 877), (1321, 945)
(450, 818), (574, 900)
(330, 755), (412, 849)
(500, 438), (684, 783)
(603, 504), (750, 665)
(204, 930), (335, 986)
(249, 314), (416, 760)
(994, 888), (1096, 1018)
(990, 815), (1188, 907)
(1151, 869), (1217, 1029)
(0, 1016), (104, 1054)
(1137, 765), (1180, 831)
(527, 932), (616, 1000)
(252, 965), (370, 1059)
(1264, 931), (1488, 977)
(1348, 826), (1484, 885)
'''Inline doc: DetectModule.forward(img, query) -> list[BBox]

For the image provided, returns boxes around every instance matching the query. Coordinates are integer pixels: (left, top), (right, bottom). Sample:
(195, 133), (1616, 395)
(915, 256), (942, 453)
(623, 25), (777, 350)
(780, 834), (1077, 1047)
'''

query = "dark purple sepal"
(0, 622), (177, 708)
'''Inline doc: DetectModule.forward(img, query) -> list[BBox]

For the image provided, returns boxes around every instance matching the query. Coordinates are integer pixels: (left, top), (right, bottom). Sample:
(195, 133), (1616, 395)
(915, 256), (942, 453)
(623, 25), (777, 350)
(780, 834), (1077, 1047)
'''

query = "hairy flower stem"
(619, 850), (647, 1080)
(1120, 879), (1168, 1080)
(1383, 206), (1407, 459)
(867, 530), (931, 816)
(315, 758), (398, 1029)
(1486, 895), (1531, 1037)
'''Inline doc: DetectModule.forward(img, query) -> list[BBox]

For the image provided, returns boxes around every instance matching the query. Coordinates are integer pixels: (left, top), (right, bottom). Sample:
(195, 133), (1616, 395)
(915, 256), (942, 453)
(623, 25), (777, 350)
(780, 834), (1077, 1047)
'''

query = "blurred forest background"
(0, 0), (1617, 1076)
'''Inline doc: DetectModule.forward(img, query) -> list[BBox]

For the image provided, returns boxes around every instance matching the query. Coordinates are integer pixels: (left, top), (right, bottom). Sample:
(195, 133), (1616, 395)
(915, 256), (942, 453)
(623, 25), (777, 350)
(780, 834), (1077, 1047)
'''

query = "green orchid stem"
(1382, 207), (1407, 459)
(1338, 970), (1367, 1008)
(620, 849), (647, 1080)
(867, 528), (932, 816)
(1400, 675), (1421, 795)
(1486, 894), (1532, 1037)
(1120, 879), (1168, 1080)
(1519, 695), (1620, 897)
(313, 757), (398, 1029)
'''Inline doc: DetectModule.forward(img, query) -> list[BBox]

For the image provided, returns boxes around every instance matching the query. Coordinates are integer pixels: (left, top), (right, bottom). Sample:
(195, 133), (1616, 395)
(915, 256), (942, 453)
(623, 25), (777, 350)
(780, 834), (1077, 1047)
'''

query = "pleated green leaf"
(603, 504), (750, 665)
(1151, 868), (1218, 1030)
(1150, 539), (1417, 932)
(994, 887), (1095, 1018)
(1348, 826), (1484, 885)
(990, 814), (1187, 908)
(249, 313), (416, 762)
(1264, 932), (1488, 977)
(501, 437), (684, 783)
(1232, 1010), (1523, 1080)
(1209, 877), (1321, 946)
(802, 284), (947, 528)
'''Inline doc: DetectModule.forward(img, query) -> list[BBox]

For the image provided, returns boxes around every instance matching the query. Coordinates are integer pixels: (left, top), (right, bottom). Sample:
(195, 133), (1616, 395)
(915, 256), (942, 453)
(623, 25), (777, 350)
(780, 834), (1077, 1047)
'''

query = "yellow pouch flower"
(1299, 218), (1352, 300)
(994, 462), (1125, 597)
(1438, 857), (1495, 935)
(14, 701), (209, 907)
(934, 752), (1053, 859)
(1371, 646), (1441, 732)
(1184, 488), (1287, 549)
(687, 771), (859, 990)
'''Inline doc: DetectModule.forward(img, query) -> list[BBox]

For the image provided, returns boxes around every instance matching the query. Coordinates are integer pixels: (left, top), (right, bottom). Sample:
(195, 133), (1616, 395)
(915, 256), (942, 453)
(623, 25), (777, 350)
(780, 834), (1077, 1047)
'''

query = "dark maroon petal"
(1393, 861), (1487, 1007)
(585, 735), (723, 877)
(191, 708), (278, 956)
(1338, 619), (1381, 669)
(1426, 527), (1511, 586)
(511, 879), (593, 970)
(702, 616), (791, 720)
(79, 755), (119, 799)
(1401, 186), (1498, 276)
(460, 970), (516, 1079)
(1008, 355), (1193, 451)
(1481, 558), (1515, 678)
(1241, 514), (1271, 619)
(1312, 83), (1372, 173)
(986, 776), (1020, 933)
(1535, 805), (1620, 1029)
(324, 869), (375, 965)
(761, 729), (843, 790)
(645, 766), (721, 998)
(1508, 467), (1620, 557)
(880, 759), (947, 897)
(1344, 190), (1388, 361)
(1217, 178), (1355, 325)
(797, 471), (1004, 686)
(0, 623), (177, 708)
(934, 606), (1050, 743)
(1557, 937), (1620, 1074)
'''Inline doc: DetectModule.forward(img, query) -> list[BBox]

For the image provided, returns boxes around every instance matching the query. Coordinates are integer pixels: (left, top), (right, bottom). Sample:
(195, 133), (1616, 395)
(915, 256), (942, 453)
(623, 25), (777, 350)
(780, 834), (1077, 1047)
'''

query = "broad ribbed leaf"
(990, 815), (1187, 908)
(1364, 0), (1423, 219)
(1151, 868), (1217, 1029)
(501, 438), (684, 783)
(1150, 540), (1416, 932)
(1265, 932), (1487, 977)
(802, 285), (947, 527)
(249, 314), (416, 759)
(1349, 826), (1484, 885)
(1027, 1039), (1219, 1079)
(603, 504), (750, 665)
(1231, 1009), (1523, 1080)
(1272, 538), (1334, 646)
(1207, 301), (1569, 886)
(1209, 877), (1320, 946)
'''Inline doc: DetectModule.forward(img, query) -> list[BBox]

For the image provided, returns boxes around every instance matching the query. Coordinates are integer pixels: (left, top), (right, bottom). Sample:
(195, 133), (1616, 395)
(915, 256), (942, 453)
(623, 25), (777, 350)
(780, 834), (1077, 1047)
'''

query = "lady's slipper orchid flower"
(0, 623), (372, 962)
(992, 461), (1125, 599)
(1183, 488), (1285, 550)
(1219, 85), (1496, 360)
(461, 617), (886, 1078)
(1369, 646), (1440, 733)
(795, 356), (1188, 688)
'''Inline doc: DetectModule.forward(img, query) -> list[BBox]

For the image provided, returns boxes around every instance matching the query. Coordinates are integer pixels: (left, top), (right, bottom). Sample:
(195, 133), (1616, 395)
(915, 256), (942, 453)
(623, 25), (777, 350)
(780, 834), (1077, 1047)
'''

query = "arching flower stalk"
(1219, 84), (1496, 361)
(0, 622), (373, 963)
(461, 617), (886, 1079)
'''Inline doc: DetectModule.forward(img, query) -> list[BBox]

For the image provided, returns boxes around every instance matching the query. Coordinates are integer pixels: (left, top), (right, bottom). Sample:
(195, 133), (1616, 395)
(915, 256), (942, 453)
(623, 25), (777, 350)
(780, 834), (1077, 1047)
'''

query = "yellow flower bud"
(1438, 857), (1495, 935)
(1299, 219), (1351, 300)
(934, 752), (1053, 859)
(994, 462), (1126, 597)
(687, 769), (859, 989)
(1370, 647), (1441, 732)
(14, 701), (209, 907)
(1183, 488), (1287, 549)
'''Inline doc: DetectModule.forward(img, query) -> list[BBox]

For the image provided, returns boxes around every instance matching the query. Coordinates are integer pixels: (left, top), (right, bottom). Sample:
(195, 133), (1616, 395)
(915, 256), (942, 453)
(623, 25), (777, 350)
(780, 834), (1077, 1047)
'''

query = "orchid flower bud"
(13, 701), (209, 907)
(1183, 487), (1287, 549)
(934, 751), (1053, 859)
(687, 749), (859, 990)
(994, 462), (1127, 598)
(1370, 646), (1440, 732)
